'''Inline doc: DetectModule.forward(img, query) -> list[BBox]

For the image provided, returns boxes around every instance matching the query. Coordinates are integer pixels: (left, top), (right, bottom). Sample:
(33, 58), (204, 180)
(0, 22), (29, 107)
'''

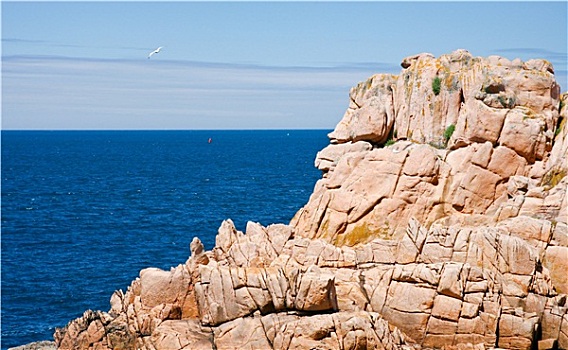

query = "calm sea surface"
(1, 130), (330, 349)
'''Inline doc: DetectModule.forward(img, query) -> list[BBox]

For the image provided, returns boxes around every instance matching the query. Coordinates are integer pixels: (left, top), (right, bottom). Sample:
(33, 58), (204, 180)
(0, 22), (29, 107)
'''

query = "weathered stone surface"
(543, 245), (568, 294)
(151, 320), (213, 350)
(328, 74), (397, 145)
(273, 311), (409, 350)
(292, 265), (338, 312)
(315, 141), (373, 173)
(8, 341), (57, 350)
(213, 315), (271, 350)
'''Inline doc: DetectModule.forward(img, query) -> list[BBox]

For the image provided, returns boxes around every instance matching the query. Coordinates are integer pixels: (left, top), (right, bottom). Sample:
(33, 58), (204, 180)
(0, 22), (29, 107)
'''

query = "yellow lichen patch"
(434, 60), (444, 72)
(354, 76), (375, 96)
(418, 58), (435, 71)
(443, 73), (457, 91)
(517, 106), (538, 120)
(365, 78), (373, 91)
(540, 167), (567, 190)
(334, 221), (393, 247)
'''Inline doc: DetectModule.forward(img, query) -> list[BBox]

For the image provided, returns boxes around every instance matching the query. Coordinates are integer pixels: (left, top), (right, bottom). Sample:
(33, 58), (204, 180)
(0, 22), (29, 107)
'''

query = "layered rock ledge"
(54, 50), (567, 350)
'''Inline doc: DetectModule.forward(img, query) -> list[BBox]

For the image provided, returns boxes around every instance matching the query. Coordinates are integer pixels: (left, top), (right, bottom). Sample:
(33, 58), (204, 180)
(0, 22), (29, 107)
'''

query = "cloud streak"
(2, 38), (48, 44)
(3, 37), (152, 54)
(3, 55), (392, 130)
(3, 50), (565, 130)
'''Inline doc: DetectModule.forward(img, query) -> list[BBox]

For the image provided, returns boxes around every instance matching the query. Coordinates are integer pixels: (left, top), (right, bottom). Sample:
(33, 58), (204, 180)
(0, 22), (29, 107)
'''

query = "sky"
(2, 1), (567, 130)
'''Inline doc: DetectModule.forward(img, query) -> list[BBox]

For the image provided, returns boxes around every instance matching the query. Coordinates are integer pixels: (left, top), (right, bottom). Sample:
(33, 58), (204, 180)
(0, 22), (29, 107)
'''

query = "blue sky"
(2, 1), (567, 130)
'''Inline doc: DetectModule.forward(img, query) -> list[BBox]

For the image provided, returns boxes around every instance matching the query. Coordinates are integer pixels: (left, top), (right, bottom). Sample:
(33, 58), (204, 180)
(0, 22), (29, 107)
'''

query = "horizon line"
(0, 128), (335, 132)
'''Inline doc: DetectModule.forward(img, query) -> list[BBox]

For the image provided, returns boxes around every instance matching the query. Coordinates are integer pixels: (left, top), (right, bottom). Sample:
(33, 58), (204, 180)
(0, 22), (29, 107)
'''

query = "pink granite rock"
(54, 50), (567, 350)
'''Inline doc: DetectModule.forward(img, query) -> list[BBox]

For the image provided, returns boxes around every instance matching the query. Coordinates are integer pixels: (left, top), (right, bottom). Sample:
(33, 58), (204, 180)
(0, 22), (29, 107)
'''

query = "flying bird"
(147, 46), (163, 59)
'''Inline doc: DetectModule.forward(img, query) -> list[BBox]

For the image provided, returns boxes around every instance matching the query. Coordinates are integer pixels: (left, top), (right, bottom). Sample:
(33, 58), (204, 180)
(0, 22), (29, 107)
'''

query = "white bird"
(147, 46), (163, 59)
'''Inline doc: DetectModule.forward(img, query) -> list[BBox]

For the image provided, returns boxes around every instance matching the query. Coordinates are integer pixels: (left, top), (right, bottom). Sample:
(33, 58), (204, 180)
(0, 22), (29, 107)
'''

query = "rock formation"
(292, 49), (563, 245)
(53, 50), (567, 350)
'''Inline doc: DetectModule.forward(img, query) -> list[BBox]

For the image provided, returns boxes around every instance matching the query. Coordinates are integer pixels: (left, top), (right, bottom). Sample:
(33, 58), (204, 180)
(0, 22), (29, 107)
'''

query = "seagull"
(147, 46), (163, 59)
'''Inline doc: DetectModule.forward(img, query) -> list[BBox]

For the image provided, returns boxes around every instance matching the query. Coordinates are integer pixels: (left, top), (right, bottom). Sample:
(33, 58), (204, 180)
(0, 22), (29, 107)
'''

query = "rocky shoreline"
(22, 50), (568, 349)
(8, 340), (56, 350)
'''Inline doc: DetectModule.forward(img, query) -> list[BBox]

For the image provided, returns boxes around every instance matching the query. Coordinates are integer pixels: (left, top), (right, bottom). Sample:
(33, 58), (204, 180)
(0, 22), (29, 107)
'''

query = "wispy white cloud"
(3, 37), (151, 54)
(2, 38), (48, 44)
(2, 55), (389, 130)
(4, 50), (564, 130)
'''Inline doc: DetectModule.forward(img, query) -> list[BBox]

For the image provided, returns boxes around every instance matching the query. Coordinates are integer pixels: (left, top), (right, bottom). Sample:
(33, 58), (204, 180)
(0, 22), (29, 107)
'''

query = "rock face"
(54, 50), (567, 350)
(54, 223), (409, 350)
(293, 50), (563, 245)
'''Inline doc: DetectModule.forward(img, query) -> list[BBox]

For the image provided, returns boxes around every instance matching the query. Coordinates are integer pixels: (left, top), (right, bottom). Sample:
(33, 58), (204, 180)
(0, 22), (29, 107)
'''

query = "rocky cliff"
(54, 50), (567, 350)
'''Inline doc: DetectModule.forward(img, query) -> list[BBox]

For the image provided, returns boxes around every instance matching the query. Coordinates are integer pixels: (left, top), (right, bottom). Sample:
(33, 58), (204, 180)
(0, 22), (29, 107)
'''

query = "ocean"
(0, 130), (330, 349)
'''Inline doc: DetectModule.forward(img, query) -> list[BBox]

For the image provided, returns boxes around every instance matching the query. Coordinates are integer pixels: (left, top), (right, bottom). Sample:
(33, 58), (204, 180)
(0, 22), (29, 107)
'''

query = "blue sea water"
(1, 130), (330, 349)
